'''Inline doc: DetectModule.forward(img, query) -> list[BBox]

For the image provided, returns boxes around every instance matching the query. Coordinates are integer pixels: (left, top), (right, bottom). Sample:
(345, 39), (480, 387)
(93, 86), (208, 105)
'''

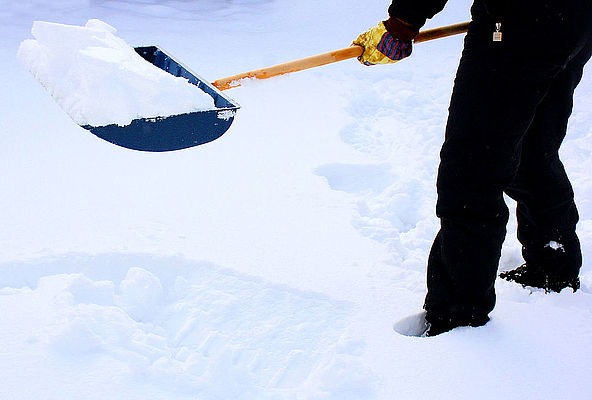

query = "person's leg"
(423, 0), (592, 332)
(502, 36), (592, 291)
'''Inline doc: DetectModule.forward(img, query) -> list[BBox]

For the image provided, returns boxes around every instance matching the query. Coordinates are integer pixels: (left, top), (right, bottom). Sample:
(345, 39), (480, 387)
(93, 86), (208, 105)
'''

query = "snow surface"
(2, 0), (592, 399)
(17, 19), (214, 127)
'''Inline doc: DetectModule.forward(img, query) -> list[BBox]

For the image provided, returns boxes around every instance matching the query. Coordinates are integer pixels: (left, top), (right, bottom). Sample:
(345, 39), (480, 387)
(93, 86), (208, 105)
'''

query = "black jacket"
(388, 0), (448, 28)
(389, 0), (507, 28)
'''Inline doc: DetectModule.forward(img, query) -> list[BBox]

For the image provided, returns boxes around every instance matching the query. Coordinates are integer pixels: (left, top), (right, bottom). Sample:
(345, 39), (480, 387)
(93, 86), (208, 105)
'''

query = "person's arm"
(388, 0), (449, 29)
(352, 0), (449, 66)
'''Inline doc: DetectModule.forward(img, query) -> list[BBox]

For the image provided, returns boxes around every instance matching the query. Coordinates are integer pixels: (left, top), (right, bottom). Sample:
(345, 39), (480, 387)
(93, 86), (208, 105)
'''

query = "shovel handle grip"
(212, 21), (470, 91)
(414, 21), (470, 43)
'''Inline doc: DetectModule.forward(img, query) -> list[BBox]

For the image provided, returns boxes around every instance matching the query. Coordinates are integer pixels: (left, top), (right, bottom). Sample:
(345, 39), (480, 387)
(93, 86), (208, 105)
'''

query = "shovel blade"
(81, 46), (240, 152)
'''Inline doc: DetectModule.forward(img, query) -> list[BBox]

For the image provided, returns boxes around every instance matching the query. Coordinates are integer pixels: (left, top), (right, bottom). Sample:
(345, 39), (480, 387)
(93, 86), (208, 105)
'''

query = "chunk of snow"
(545, 241), (565, 252)
(118, 267), (164, 321)
(17, 19), (215, 127)
(217, 109), (237, 121)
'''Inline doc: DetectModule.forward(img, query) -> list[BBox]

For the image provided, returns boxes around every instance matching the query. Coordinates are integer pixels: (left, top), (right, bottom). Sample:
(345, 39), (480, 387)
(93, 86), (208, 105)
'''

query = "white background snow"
(1, 0), (592, 399)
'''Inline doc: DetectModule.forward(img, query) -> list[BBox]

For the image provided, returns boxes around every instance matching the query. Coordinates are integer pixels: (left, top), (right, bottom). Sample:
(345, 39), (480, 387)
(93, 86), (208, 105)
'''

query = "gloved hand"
(352, 17), (419, 66)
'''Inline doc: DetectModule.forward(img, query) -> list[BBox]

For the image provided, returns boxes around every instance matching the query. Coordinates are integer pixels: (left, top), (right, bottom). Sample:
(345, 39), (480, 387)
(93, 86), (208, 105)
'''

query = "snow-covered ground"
(1, 1), (592, 399)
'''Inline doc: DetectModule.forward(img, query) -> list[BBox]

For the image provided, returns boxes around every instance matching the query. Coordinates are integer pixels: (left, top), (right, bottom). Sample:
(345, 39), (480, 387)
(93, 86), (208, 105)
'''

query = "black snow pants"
(424, 0), (592, 324)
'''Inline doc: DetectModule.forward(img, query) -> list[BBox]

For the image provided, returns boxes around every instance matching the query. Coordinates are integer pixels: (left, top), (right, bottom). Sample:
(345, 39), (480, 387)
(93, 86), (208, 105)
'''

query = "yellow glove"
(352, 20), (414, 66)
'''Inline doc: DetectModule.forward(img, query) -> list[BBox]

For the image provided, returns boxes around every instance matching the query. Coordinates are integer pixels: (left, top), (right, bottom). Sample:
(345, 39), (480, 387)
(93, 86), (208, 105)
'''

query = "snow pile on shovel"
(18, 19), (215, 127)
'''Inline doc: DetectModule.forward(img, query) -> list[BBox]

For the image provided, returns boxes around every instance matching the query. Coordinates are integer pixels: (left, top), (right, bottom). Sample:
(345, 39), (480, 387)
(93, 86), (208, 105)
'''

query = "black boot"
(500, 264), (580, 293)
(424, 314), (490, 337)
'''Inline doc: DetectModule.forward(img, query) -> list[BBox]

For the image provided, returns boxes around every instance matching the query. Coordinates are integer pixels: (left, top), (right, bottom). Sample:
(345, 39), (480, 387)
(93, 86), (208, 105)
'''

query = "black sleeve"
(388, 0), (449, 29)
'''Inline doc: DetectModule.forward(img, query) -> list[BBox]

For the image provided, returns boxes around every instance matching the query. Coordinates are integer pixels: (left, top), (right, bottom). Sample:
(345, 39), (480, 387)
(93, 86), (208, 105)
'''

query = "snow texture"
(17, 19), (214, 127)
(545, 240), (566, 252)
(2, 0), (592, 399)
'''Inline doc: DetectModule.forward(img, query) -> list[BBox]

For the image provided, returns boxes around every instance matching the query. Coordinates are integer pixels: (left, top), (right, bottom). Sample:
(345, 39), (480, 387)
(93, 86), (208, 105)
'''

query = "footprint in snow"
(393, 312), (429, 337)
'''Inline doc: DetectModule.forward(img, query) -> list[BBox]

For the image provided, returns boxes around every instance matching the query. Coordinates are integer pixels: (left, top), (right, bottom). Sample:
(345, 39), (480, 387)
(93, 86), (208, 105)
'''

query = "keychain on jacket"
(493, 22), (502, 42)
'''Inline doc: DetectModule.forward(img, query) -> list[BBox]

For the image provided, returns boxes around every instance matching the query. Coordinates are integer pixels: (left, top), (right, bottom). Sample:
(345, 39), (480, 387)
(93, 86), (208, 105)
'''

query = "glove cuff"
(383, 17), (419, 42)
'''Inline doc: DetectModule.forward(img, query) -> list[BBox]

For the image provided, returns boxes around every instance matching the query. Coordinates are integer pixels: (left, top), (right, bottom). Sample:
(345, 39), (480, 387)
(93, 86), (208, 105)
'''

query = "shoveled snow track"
(0, 254), (377, 399)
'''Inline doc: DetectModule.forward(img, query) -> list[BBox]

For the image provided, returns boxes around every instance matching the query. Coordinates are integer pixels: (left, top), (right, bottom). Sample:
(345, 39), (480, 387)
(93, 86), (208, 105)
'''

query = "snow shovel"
(82, 46), (241, 152)
(83, 21), (469, 152)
